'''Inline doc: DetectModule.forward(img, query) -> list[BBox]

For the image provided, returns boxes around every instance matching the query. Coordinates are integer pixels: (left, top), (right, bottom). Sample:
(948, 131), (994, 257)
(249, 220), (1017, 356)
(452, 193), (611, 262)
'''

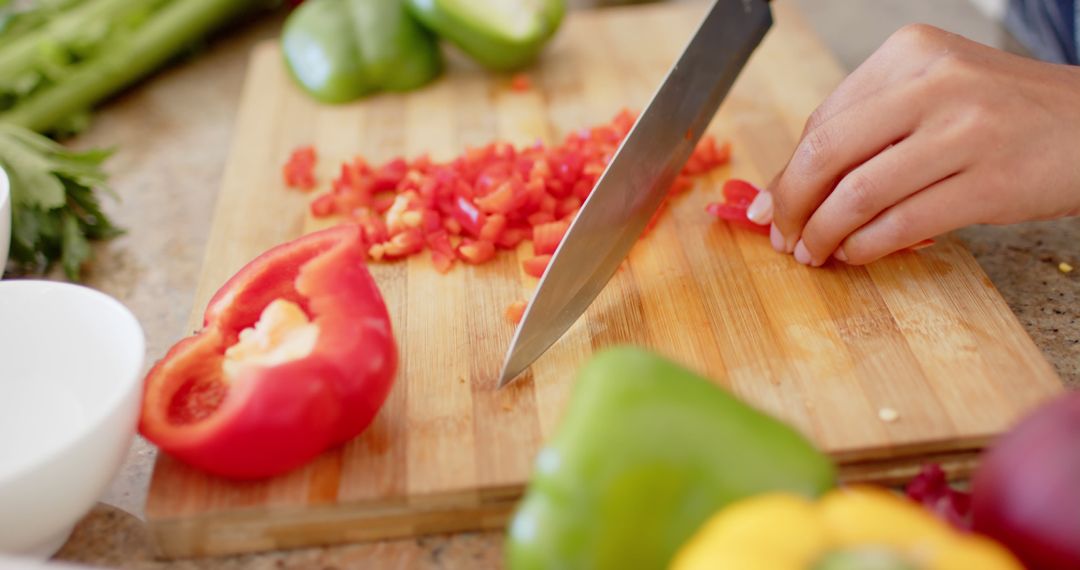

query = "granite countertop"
(34, 0), (1078, 568)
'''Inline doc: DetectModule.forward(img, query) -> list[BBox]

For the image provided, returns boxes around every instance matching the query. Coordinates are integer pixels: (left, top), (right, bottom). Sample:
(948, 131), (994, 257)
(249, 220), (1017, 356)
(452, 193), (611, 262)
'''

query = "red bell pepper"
(283, 145), (318, 190)
(532, 220), (569, 255)
(506, 300), (527, 324)
(510, 73), (533, 92)
(523, 254), (552, 278)
(139, 225), (398, 479)
(289, 111), (733, 274)
(706, 179), (771, 235)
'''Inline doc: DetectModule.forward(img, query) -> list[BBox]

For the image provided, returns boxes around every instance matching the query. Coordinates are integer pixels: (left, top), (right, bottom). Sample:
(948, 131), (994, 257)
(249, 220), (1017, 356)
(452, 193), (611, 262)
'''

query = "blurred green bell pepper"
(282, 0), (442, 103)
(406, 0), (564, 71)
(506, 347), (837, 570)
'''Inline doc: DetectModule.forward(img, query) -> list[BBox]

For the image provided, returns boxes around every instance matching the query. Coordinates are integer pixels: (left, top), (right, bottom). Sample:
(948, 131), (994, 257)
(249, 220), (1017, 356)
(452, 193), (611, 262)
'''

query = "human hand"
(745, 24), (1080, 266)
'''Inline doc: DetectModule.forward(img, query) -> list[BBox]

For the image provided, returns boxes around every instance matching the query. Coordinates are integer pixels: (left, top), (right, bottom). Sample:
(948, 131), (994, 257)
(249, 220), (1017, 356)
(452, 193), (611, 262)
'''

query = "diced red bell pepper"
(539, 193), (558, 214)
(431, 251), (455, 273)
(373, 158), (408, 192)
(451, 196), (486, 237)
(310, 193), (336, 217)
(139, 225), (397, 479)
(506, 301), (528, 324)
(705, 178), (770, 235)
(532, 220), (570, 255)
(706, 202), (770, 235)
(557, 196), (582, 219)
(381, 228), (424, 259)
(523, 254), (552, 278)
(510, 73), (532, 92)
(496, 227), (529, 249)
(426, 230), (456, 273)
(283, 145), (317, 190)
(294, 112), (734, 272)
(476, 181), (517, 215)
(669, 175), (694, 195)
(722, 178), (760, 208)
(527, 211), (556, 227)
(355, 210), (390, 245)
(480, 214), (508, 243)
(443, 217), (463, 235)
(385, 194), (417, 234)
(372, 193), (396, 214)
(712, 140), (732, 165)
(458, 239), (497, 264)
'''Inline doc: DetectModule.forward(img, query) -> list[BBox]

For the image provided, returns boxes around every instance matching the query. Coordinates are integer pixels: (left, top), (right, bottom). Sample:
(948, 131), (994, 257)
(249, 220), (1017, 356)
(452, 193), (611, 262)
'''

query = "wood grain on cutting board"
(145, 0), (1063, 558)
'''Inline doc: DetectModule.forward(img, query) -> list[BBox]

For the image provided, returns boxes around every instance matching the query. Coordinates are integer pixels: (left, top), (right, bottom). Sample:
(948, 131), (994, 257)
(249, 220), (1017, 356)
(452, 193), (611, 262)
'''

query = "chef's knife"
(498, 0), (773, 388)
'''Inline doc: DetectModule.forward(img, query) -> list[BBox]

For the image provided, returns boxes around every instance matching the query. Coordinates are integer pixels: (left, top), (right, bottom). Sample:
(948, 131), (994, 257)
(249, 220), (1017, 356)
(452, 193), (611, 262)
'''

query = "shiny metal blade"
(498, 0), (772, 387)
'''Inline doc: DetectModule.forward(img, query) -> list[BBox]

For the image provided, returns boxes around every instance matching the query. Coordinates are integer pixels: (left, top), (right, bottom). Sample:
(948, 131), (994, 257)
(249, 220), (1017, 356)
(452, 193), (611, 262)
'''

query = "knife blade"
(498, 0), (773, 388)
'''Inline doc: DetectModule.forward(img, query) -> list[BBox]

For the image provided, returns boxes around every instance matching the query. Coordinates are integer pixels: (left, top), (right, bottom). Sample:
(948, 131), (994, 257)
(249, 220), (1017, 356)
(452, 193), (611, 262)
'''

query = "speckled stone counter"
(35, 1), (1078, 568)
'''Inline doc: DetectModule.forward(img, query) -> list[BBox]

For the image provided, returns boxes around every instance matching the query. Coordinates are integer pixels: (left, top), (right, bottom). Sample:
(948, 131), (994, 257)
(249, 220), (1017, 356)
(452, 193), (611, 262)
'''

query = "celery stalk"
(0, 0), (92, 44)
(0, 0), (137, 82)
(0, 0), (267, 132)
(0, 0), (273, 278)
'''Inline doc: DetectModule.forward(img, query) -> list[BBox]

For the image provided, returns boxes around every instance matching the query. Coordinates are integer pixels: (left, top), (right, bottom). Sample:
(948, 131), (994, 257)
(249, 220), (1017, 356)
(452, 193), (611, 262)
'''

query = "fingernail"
(746, 190), (774, 225)
(833, 247), (848, 262)
(770, 224), (785, 252)
(794, 240), (812, 265)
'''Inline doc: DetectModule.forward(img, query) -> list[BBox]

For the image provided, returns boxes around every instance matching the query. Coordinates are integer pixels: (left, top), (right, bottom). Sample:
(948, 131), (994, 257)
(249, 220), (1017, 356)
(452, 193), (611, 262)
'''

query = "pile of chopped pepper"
(284, 110), (732, 277)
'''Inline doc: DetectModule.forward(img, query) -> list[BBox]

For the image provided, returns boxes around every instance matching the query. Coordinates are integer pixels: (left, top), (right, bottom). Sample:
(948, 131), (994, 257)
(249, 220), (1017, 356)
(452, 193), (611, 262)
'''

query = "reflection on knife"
(498, 0), (774, 388)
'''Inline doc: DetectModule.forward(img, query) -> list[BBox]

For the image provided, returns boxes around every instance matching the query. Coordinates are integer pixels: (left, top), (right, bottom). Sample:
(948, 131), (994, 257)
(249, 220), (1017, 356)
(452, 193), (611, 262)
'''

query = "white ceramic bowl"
(1, 166), (10, 278)
(0, 281), (145, 558)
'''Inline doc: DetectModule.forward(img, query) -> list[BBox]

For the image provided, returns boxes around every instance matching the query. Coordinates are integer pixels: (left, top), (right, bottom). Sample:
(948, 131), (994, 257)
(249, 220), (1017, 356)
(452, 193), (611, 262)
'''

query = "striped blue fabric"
(1006, 0), (1078, 64)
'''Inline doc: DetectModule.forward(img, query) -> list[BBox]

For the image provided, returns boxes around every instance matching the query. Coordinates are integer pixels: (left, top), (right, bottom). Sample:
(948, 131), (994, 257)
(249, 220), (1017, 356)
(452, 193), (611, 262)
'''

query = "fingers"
(795, 129), (966, 266)
(801, 41), (906, 136)
(835, 172), (987, 265)
(771, 80), (924, 252)
(800, 24), (954, 136)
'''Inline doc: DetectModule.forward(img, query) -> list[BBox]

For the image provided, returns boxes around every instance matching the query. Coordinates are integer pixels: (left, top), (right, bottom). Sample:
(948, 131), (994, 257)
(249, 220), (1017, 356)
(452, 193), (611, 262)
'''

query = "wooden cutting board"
(145, 0), (1064, 558)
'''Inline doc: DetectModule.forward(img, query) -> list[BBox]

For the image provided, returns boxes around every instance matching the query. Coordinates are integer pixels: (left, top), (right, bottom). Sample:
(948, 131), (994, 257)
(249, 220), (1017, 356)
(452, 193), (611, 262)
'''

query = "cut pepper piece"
(458, 239), (497, 264)
(510, 73), (533, 92)
(406, 0), (565, 71)
(721, 178), (759, 208)
(532, 220), (569, 255)
(505, 300), (527, 324)
(522, 254), (551, 278)
(140, 225), (398, 479)
(283, 145), (317, 190)
(706, 202), (770, 235)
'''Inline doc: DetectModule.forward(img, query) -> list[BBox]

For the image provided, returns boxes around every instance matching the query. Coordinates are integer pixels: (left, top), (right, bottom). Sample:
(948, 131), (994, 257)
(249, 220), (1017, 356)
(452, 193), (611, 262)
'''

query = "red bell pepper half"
(139, 225), (398, 479)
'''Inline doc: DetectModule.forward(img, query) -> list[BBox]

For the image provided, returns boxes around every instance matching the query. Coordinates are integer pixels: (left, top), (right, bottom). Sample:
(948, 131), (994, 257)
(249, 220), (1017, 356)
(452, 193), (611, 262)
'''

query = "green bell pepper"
(506, 347), (837, 570)
(282, 0), (442, 104)
(406, 0), (564, 71)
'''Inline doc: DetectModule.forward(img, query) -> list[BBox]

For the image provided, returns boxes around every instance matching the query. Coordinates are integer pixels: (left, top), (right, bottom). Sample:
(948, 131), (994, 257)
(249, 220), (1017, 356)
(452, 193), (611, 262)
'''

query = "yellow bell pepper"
(671, 487), (1021, 570)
